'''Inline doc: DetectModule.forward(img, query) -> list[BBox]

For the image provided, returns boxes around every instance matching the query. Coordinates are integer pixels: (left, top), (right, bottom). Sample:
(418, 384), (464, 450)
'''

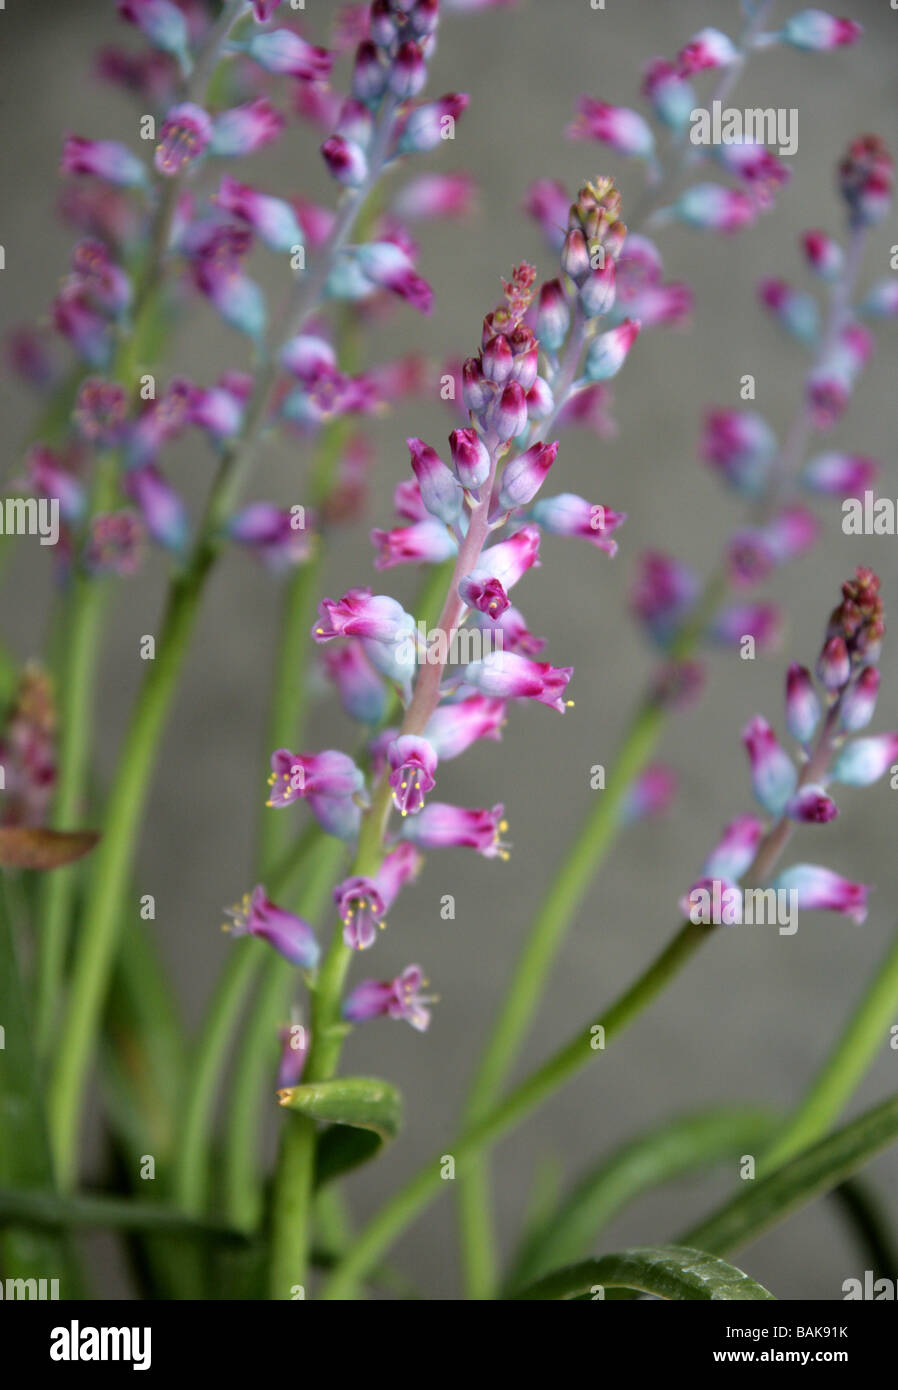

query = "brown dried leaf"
(0, 827), (100, 870)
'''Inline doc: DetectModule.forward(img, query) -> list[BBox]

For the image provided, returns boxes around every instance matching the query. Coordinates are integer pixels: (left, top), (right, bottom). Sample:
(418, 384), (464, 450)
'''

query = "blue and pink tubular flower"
(681, 569), (894, 930)
(224, 176), (646, 1031)
(27, 0), (490, 584)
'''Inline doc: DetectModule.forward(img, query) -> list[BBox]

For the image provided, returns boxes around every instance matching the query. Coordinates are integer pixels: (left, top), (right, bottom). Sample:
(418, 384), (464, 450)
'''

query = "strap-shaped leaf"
(0, 1186), (247, 1243)
(278, 1077), (400, 1140)
(0, 876), (82, 1291)
(0, 826), (99, 870)
(506, 1107), (773, 1292)
(679, 1091), (898, 1256)
(515, 1244), (776, 1301)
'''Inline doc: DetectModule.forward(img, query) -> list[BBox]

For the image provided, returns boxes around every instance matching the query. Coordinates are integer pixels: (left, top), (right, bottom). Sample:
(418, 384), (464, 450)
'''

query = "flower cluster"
(631, 134), (894, 681)
(566, 9), (861, 235)
(681, 569), (892, 929)
(233, 183), (641, 1043)
(12, 0), (479, 581)
(0, 666), (57, 828)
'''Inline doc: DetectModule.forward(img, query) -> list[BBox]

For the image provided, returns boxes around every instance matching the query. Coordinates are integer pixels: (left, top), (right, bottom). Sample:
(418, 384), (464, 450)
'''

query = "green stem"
(268, 1110), (318, 1299)
(172, 821), (337, 1224)
(35, 569), (111, 1057)
(221, 835), (346, 1232)
(458, 699), (666, 1295)
(173, 936), (261, 1216)
(199, 560), (451, 1238)
(255, 563), (323, 876)
(321, 917), (712, 1298)
(49, 542), (215, 1187)
(223, 388), (360, 1233)
(266, 808), (385, 1298)
(47, 98), (401, 1190)
(761, 926), (898, 1171)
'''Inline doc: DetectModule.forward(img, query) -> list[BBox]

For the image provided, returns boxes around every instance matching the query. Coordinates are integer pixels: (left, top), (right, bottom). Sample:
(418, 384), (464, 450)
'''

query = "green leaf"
(830, 1177), (898, 1277)
(0, 827), (99, 871)
(506, 1107), (774, 1293)
(0, 875), (82, 1291)
(0, 1187), (247, 1243)
(315, 1126), (383, 1188)
(515, 1245), (776, 1301)
(679, 1092), (898, 1257)
(277, 1077), (401, 1145)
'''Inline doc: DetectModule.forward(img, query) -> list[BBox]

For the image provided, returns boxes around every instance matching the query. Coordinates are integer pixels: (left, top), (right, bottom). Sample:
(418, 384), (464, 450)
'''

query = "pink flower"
(267, 749), (366, 807)
(400, 801), (510, 858)
(528, 494), (625, 556)
(387, 736), (438, 816)
(393, 173), (475, 222)
(323, 644), (388, 726)
(771, 864), (869, 924)
(277, 1023), (310, 1090)
(321, 134), (368, 188)
(222, 885), (319, 967)
(154, 103), (212, 177)
(781, 11), (862, 52)
(567, 99), (655, 160)
(61, 134), (147, 188)
(228, 503), (310, 571)
(802, 452), (878, 497)
(313, 588), (415, 644)
(677, 27), (739, 73)
(423, 696), (505, 760)
(371, 518), (458, 569)
(802, 230), (844, 282)
(702, 816), (766, 881)
(396, 93), (470, 154)
(333, 843), (420, 950)
(242, 28), (332, 81)
(742, 716), (797, 816)
(343, 964), (436, 1031)
(210, 99), (285, 157)
(214, 176), (303, 252)
(462, 651), (573, 713)
(583, 320), (640, 381)
(785, 786), (839, 824)
(667, 185), (756, 233)
(785, 664), (822, 744)
(524, 179), (569, 251)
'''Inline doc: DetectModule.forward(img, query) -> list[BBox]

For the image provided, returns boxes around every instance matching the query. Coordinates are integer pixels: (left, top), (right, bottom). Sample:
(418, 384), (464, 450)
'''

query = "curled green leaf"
(276, 1076), (401, 1143)
(515, 1244), (776, 1301)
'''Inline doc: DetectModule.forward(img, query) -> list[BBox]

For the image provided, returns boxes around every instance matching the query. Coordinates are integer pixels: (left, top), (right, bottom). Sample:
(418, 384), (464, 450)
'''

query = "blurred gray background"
(2, 0), (898, 1299)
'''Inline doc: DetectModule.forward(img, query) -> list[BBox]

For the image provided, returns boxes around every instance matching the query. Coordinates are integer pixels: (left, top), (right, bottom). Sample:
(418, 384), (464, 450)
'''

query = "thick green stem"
(267, 1109), (319, 1299)
(762, 926), (898, 1171)
(321, 917), (712, 1298)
